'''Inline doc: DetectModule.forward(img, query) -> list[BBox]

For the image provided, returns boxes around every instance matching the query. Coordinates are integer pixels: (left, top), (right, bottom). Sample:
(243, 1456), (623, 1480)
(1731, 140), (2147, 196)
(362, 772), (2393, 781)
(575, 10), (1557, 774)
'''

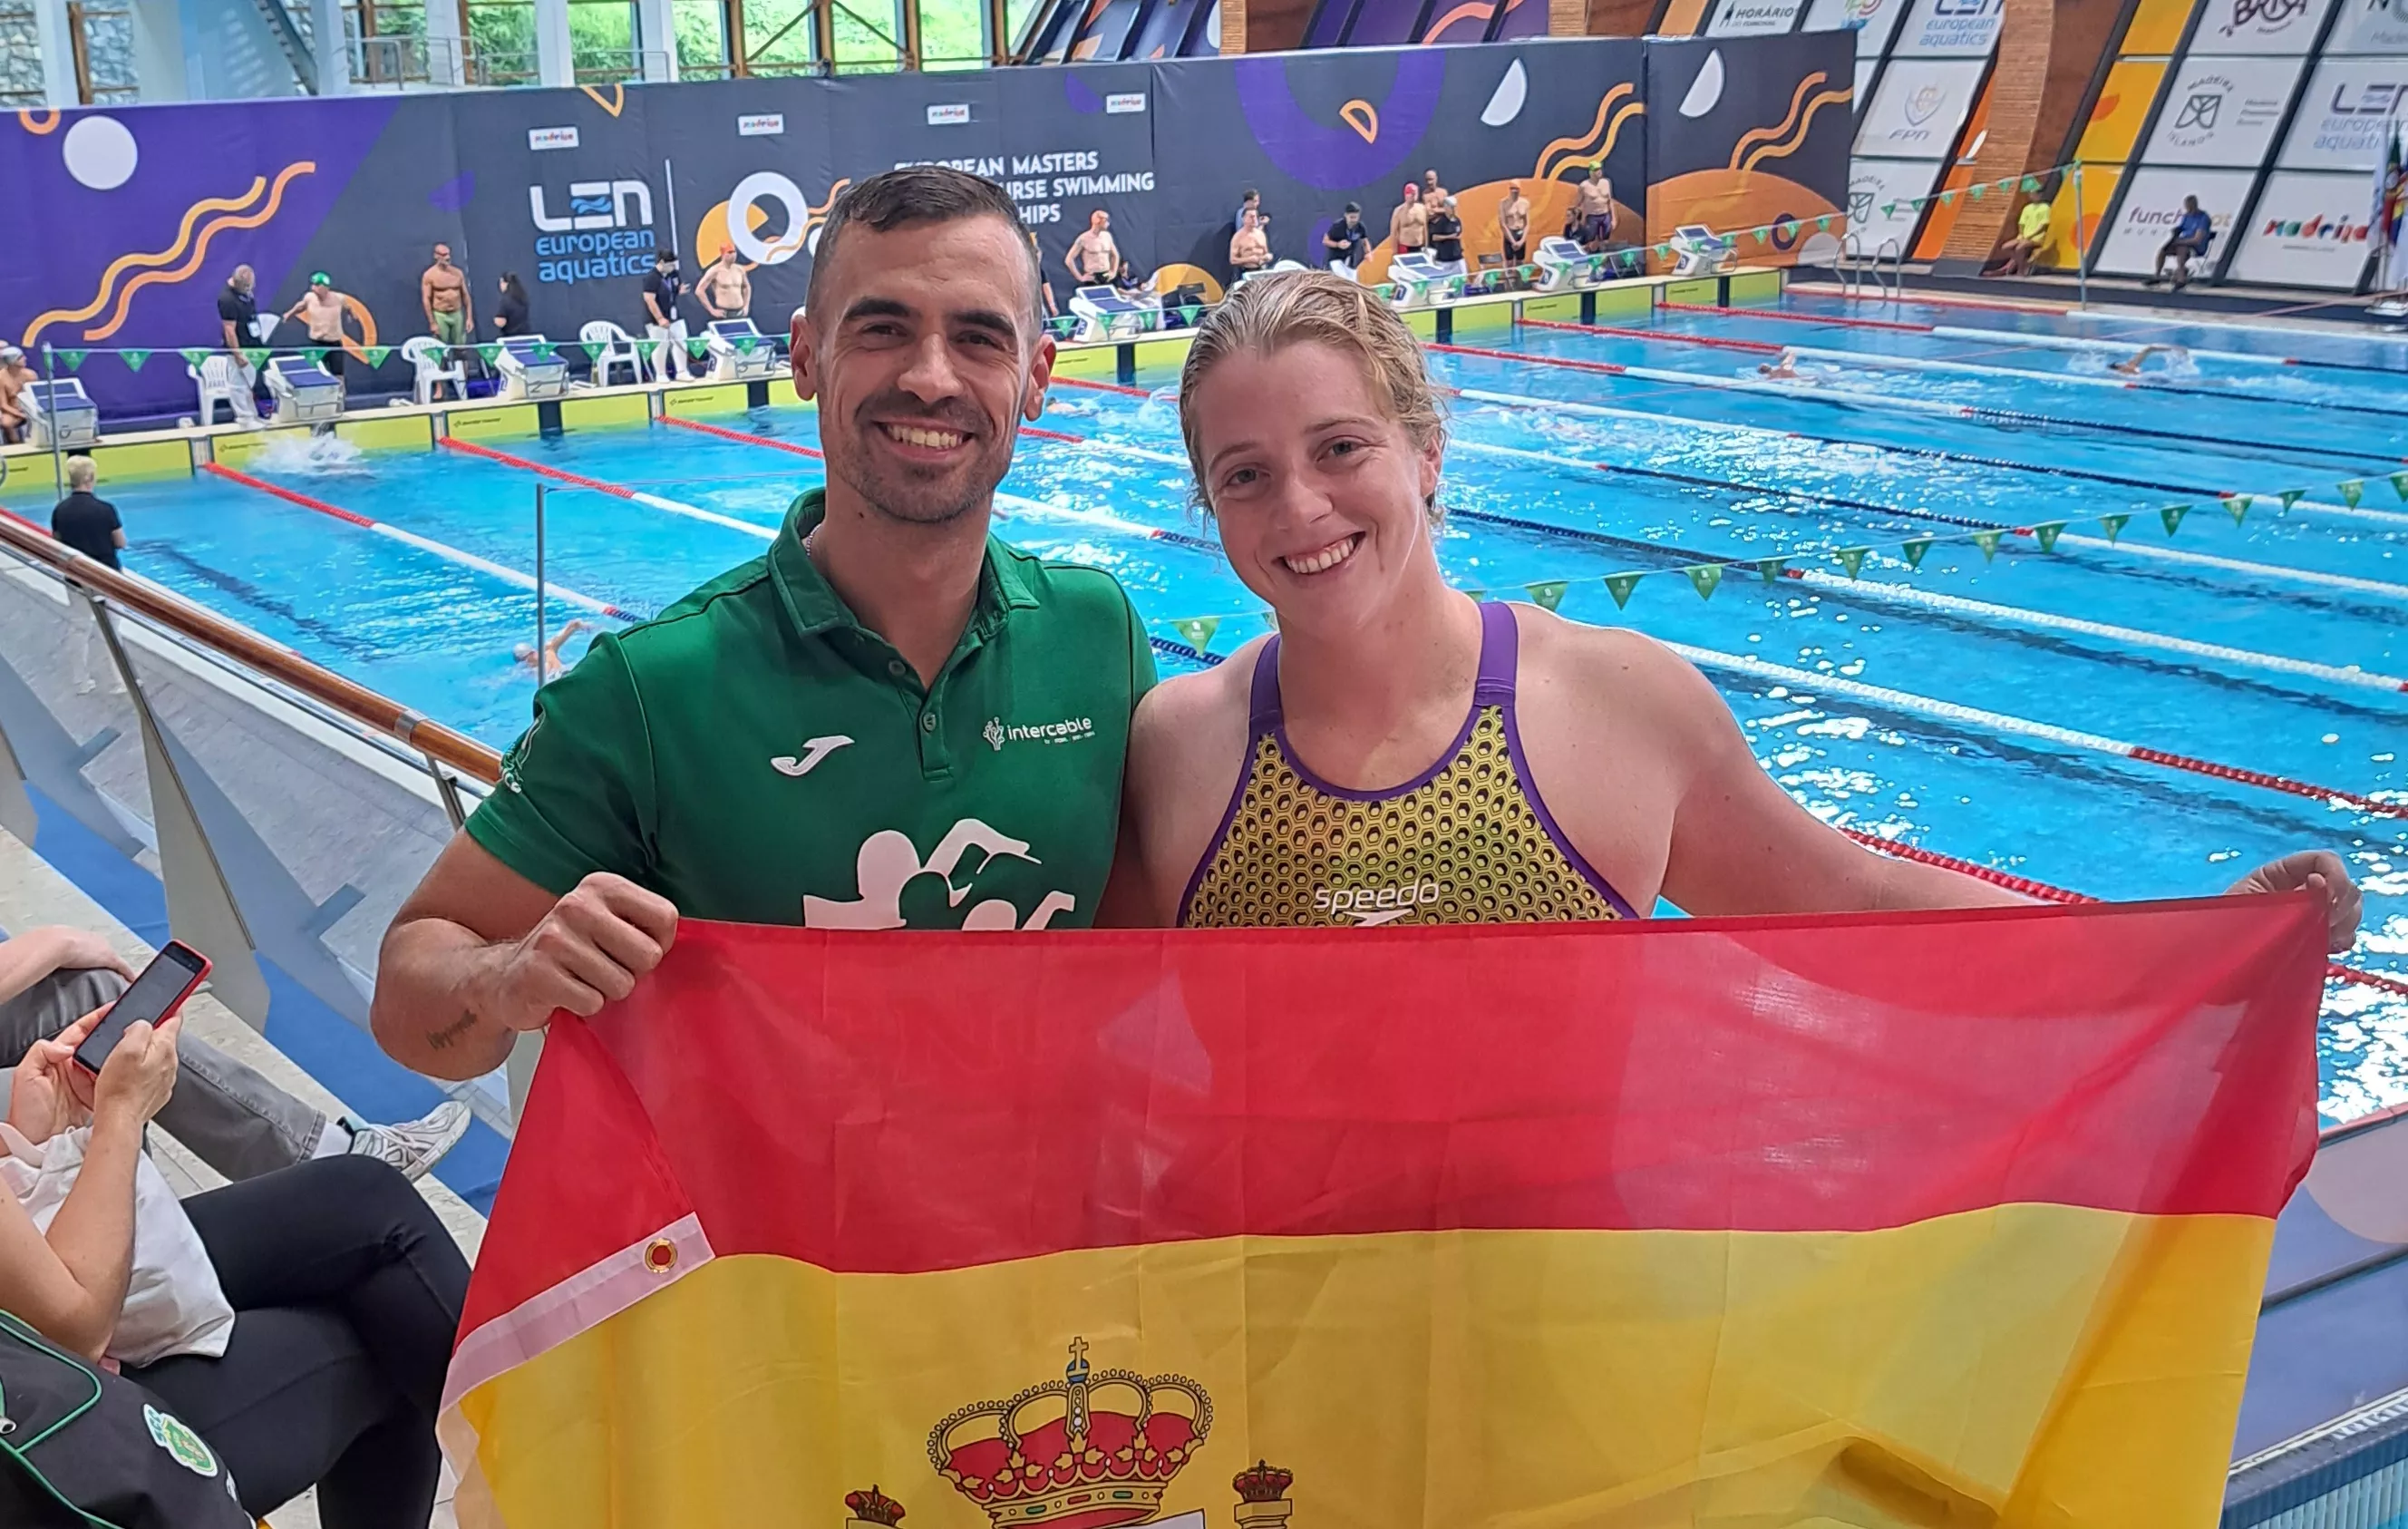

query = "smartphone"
(73, 940), (210, 1074)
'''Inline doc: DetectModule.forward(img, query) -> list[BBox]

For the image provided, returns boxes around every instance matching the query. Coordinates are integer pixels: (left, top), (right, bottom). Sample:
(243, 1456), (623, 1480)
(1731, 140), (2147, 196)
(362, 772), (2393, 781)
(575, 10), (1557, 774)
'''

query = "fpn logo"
(529, 179), (657, 286)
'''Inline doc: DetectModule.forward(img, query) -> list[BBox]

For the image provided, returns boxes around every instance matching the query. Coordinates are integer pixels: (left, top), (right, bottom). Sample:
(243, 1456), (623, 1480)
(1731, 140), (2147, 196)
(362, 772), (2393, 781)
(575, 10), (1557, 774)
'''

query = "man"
(282, 271), (352, 394)
(1986, 198), (2050, 277)
(1427, 196), (1465, 268)
(420, 243), (473, 355)
(1235, 189), (1266, 233)
(1499, 181), (1532, 268)
(1390, 184), (1428, 259)
(0, 346), (31, 445)
(371, 166), (1157, 1081)
(212, 264), (268, 423)
(2151, 196), (2214, 287)
(2, 924), (469, 1182)
(1422, 168), (1448, 209)
(1066, 209), (1120, 287)
(1578, 163), (1617, 251)
(1323, 203), (1372, 273)
(1229, 209), (1273, 276)
(50, 455), (123, 570)
(695, 245), (752, 325)
(643, 248), (691, 383)
(513, 618), (589, 679)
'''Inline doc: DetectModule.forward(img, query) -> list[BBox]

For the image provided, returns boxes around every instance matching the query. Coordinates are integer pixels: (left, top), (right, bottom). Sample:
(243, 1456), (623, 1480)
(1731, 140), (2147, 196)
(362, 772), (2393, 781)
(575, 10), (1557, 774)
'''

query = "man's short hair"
(657, 248), (677, 262)
(65, 455), (95, 489)
(1344, 202), (1361, 214)
(807, 166), (1041, 327)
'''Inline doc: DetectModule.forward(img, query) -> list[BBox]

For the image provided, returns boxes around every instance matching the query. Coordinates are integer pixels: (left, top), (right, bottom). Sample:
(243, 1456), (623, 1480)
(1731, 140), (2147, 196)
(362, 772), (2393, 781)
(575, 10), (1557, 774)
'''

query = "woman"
(2, 1007), (467, 1528)
(1108, 271), (2361, 944)
(493, 271), (530, 338)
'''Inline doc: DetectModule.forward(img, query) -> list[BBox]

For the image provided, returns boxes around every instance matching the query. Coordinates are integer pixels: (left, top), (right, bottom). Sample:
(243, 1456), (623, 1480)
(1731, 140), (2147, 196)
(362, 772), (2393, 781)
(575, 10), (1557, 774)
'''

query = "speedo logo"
(1316, 881), (1442, 927)
(982, 715), (1095, 751)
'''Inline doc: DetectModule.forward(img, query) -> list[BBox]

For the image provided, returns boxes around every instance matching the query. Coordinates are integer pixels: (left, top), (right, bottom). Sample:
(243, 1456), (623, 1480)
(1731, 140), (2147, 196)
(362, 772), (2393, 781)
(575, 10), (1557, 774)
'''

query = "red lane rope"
(436, 435), (634, 498)
(1433, 341), (1626, 375)
(1018, 424), (1087, 443)
(1838, 829), (2405, 997)
(1659, 301), (1935, 334)
(2125, 747), (2407, 820)
(1524, 317), (1781, 354)
(1051, 375), (1151, 397)
(659, 414), (823, 458)
(200, 462), (374, 526)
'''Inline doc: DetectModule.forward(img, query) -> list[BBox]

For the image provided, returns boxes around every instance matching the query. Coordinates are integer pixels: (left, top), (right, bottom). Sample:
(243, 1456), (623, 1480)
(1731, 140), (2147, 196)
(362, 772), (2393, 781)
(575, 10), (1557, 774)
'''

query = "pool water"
(56, 291), (2408, 1121)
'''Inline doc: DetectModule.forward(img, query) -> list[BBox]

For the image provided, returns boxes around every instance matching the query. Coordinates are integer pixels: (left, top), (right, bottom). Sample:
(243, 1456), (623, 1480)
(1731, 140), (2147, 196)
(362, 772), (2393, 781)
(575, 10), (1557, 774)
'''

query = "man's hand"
(2227, 850), (2363, 953)
(34, 927), (134, 982)
(471, 872), (678, 1035)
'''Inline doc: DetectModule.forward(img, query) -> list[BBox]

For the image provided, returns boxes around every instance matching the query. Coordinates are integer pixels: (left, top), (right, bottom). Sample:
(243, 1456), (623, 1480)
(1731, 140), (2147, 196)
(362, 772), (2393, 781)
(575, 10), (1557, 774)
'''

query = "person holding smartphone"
(1, 988), (468, 1529)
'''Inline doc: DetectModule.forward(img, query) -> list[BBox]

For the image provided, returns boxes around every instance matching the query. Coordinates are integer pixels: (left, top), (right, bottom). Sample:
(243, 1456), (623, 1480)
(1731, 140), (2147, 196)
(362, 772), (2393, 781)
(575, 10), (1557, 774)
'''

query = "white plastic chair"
(187, 354), (259, 427)
(580, 321), (644, 388)
(402, 336), (466, 405)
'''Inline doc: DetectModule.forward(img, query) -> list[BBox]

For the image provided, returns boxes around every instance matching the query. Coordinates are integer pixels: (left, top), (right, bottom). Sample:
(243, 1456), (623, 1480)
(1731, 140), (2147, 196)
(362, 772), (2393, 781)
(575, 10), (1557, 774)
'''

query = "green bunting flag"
(1684, 563), (1723, 601)
(687, 337), (711, 359)
(2034, 521), (2066, 552)
(2391, 470), (2408, 502)
(1939, 190), (1957, 206)
(2339, 479), (2364, 507)
(180, 347), (212, 369)
(1604, 572), (1643, 609)
(119, 348), (149, 372)
(530, 341), (555, 362)
(2100, 512), (2130, 543)
(733, 335), (758, 354)
(362, 346), (392, 367)
(2021, 176), (2041, 193)
(1968, 182), (1986, 200)
(1757, 557), (1788, 583)
(2160, 504), (2189, 535)
(2278, 488), (2303, 511)
(2225, 494), (2251, 524)
(1972, 530), (2002, 562)
(1463, 588), (1489, 602)
(1170, 617), (1220, 652)
(1836, 547), (1868, 579)
(305, 347), (330, 368)
(1180, 304), (1202, 325)
(1526, 580), (1568, 611)
(635, 340), (658, 360)
(1901, 536), (1934, 569)
(240, 348), (269, 368)
(1880, 201), (1898, 218)
(53, 350), (85, 372)
(1817, 215), (1831, 230)
(475, 344), (501, 365)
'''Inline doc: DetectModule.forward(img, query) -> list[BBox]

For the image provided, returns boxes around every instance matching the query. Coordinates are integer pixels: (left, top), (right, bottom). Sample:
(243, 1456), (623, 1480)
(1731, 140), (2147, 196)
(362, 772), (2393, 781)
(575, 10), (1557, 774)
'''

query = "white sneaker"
(347, 1100), (471, 1181)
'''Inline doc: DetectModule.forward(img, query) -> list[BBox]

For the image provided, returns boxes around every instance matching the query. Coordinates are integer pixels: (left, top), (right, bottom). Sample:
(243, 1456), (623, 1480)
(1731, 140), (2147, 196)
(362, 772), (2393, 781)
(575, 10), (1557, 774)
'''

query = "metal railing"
(1836, 235), (1905, 305)
(0, 512), (533, 1130)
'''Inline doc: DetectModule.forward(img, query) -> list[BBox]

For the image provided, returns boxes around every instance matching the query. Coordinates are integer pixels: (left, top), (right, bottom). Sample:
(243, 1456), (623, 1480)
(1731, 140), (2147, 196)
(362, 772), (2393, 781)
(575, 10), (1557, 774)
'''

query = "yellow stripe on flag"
(450, 1207), (2270, 1529)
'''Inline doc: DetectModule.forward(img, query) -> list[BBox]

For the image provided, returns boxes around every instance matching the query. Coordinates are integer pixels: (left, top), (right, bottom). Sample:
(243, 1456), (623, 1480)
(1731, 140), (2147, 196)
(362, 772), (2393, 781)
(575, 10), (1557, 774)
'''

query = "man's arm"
(644, 287), (668, 326)
(461, 280), (475, 332)
(421, 270), (436, 327)
(1064, 239), (1085, 279)
(220, 316), (240, 352)
(0, 927), (131, 1006)
(372, 835), (676, 1081)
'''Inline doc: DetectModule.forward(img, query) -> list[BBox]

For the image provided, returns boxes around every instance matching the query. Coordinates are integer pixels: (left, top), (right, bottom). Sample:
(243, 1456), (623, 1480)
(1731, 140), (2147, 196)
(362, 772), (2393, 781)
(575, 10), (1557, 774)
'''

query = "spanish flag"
(441, 895), (2326, 1528)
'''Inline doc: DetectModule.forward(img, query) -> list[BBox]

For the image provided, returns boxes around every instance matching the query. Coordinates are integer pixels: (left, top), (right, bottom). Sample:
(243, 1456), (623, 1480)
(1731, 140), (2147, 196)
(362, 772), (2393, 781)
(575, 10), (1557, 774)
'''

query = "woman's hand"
(90, 1014), (180, 1132)
(5, 1008), (102, 1143)
(2228, 850), (2364, 954)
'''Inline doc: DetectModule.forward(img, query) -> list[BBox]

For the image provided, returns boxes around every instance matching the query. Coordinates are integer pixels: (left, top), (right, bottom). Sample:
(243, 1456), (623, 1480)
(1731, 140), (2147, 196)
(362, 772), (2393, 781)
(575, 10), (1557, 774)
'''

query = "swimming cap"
(311, 271), (330, 285)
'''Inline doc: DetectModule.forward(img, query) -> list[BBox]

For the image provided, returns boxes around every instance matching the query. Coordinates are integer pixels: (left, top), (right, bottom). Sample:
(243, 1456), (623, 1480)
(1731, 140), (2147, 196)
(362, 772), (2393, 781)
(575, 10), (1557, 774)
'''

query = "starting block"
(496, 336), (570, 401)
(266, 355), (344, 424)
(705, 320), (781, 382)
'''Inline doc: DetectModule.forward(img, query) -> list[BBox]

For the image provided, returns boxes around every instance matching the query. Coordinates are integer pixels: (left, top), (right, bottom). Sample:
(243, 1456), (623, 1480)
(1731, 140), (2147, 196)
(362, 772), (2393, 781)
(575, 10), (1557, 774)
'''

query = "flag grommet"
(644, 1237), (678, 1275)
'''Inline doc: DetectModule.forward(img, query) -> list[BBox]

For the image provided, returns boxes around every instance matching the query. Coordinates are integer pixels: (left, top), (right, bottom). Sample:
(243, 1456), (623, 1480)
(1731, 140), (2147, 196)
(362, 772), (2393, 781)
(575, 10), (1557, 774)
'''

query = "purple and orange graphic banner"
(441, 895), (2325, 1528)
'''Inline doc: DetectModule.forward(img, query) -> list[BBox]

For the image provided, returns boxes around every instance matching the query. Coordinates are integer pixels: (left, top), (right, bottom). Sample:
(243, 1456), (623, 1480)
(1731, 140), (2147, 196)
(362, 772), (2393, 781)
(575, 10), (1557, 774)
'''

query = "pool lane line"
(1658, 301), (1937, 334)
(1524, 318), (1783, 355)
(2063, 306), (2408, 351)
(199, 463), (646, 620)
(1830, 829), (2406, 998)
(1050, 375), (1154, 398)
(1828, 290), (2072, 317)
(1432, 341), (2401, 471)
(1667, 638), (2406, 822)
(659, 413), (824, 458)
(1926, 326), (2389, 373)
(435, 435), (779, 541)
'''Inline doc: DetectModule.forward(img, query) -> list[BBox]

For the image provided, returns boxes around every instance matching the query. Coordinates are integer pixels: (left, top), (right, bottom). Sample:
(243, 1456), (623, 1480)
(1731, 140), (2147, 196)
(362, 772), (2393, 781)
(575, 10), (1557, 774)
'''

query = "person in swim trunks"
(1103, 270), (2364, 945)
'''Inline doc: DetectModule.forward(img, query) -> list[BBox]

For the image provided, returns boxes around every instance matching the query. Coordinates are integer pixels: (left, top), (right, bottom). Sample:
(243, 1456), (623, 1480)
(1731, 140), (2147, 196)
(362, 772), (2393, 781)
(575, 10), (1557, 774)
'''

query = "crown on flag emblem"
(927, 1337), (1215, 1529)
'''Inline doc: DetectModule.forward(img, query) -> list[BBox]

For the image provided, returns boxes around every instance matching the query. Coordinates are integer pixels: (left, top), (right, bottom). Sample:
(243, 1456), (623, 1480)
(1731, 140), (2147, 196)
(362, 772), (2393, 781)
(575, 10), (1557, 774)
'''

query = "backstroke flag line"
(440, 895), (2328, 1528)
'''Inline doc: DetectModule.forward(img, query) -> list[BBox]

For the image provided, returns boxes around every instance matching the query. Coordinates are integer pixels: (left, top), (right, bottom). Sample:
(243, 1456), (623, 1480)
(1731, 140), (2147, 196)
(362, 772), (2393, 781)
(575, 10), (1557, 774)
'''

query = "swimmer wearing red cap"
(1389, 182), (1428, 259)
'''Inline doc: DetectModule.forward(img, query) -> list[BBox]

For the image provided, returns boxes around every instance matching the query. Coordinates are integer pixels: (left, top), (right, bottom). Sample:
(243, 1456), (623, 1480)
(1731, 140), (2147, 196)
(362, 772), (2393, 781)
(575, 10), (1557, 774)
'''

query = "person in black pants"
(1, 1007), (467, 1529)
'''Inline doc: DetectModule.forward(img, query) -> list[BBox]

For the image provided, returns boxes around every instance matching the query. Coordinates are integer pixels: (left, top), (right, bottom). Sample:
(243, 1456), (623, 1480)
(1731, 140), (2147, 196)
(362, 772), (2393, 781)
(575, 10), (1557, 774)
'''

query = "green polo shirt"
(465, 489), (1156, 929)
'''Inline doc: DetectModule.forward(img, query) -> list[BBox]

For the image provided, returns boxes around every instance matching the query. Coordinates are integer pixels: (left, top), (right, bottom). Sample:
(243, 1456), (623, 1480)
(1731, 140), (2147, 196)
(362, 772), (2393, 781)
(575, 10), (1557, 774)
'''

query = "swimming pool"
(44, 289), (2408, 1121)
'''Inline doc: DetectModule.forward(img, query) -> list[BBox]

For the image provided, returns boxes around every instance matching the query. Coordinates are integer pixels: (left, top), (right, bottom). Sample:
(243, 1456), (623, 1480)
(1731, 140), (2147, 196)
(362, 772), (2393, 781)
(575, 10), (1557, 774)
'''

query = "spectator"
(1499, 180), (1532, 268)
(1230, 209), (1273, 276)
(281, 271), (353, 395)
(492, 271), (530, 338)
(0, 927), (470, 1182)
(0, 1003), (468, 1529)
(1066, 209), (1120, 286)
(1323, 203), (1372, 272)
(1985, 198), (2050, 277)
(1235, 188), (1265, 233)
(1109, 254), (1149, 294)
(1025, 230), (1061, 319)
(644, 248), (690, 384)
(1422, 168), (1449, 208)
(2151, 196), (2213, 287)
(1427, 196), (1465, 267)
(695, 245), (752, 325)
(1577, 163), (1617, 251)
(419, 244), (473, 356)
(1390, 183), (1429, 259)
(49, 455), (123, 571)
(0, 346), (31, 445)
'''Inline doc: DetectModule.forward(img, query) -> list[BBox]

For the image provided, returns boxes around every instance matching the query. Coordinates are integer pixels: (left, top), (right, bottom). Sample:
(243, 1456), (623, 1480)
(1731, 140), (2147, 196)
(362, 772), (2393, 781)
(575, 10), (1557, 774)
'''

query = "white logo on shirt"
(981, 715), (1096, 752)
(770, 735), (854, 777)
(1314, 880), (1442, 927)
(804, 819), (1075, 930)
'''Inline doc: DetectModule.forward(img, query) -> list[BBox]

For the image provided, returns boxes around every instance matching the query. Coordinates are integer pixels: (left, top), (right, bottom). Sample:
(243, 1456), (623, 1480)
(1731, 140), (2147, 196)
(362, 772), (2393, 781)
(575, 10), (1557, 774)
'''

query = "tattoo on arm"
(426, 1009), (481, 1050)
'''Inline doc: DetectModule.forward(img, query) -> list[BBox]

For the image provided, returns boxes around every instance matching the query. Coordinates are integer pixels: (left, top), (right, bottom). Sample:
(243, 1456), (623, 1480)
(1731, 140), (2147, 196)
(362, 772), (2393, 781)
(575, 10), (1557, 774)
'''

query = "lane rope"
(201, 463), (645, 620)
(437, 435), (778, 541)
(1660, 300), (1936, 334)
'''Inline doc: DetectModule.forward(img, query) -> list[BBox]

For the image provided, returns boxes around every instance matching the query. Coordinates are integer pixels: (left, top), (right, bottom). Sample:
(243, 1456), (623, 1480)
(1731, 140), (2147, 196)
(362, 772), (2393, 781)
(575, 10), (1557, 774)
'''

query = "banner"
(1889, 0), (2005, 58)
(1802, 0), (1910, 58)
(1707, 0), (1808, 36)
(1853, 57), (1986, 157)
(2278, 57), (2408, 170)
(441, 896), (2326, 1528)
(1645, 30), (1855, 265)
(2189, 0), (2338, 54)
(2139, 55), (2305, 168)
(2231, 168), (2383, 285)
(2092, 164), (2256, 274)
(2324, 0), (2408, 53)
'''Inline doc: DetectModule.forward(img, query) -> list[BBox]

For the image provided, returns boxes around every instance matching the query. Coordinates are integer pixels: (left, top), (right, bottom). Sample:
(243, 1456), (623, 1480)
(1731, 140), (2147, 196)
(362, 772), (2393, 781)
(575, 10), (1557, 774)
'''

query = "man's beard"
(826, 385), (1022, 528)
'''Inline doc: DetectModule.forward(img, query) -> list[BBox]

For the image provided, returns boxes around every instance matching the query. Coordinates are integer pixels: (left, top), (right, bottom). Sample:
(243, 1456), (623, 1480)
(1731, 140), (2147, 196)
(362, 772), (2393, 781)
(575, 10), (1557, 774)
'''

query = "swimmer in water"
(513, 618), (588, 679)
(1757, 346), (1805, 382)
(2111, 344), (2190, 375)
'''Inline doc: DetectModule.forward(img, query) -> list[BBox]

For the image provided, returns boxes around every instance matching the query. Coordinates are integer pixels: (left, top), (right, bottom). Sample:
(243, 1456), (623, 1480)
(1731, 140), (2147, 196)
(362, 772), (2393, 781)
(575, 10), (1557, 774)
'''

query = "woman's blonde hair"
(1177, 270), (1447, 517)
